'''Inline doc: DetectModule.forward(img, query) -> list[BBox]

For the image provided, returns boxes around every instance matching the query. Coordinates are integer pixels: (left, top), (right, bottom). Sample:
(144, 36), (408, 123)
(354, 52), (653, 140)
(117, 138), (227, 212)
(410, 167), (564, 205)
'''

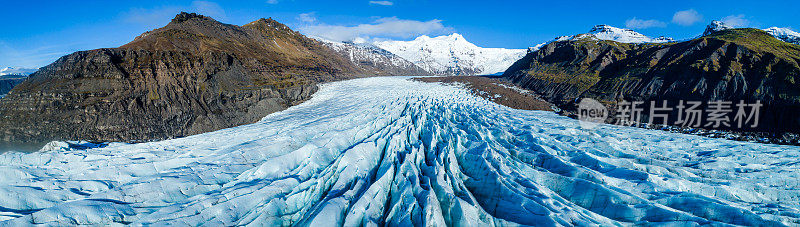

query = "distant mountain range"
(555, 24), (674, 43)
(0, 67), (37, 76)
(553, 22), (800, 46)
(504, 21), (800, 133)
(319, 40), (428, 76)
(374, 33), (527, 76)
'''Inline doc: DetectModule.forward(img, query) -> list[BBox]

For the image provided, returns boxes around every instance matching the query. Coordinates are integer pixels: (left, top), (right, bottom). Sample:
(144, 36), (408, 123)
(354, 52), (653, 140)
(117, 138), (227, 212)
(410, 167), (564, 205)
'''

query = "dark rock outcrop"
(0, 12), (421, 146)
(0, 75), (26, 96)
(504, 28), (800, 133)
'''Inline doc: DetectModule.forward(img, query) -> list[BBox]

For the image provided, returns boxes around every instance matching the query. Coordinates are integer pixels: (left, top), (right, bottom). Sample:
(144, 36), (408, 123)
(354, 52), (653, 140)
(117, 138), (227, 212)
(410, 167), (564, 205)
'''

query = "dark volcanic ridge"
(504, 26), (800, 141)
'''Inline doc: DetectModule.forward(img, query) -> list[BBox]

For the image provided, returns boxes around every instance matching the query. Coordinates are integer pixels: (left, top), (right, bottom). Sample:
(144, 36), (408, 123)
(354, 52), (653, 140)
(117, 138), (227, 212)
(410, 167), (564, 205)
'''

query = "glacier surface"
(0, 77), (799, 226)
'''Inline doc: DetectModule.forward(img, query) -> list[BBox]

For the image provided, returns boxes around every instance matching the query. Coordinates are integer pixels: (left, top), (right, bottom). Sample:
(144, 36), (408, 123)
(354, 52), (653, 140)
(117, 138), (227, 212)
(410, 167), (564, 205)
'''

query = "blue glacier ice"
(0, 77), (798, 226)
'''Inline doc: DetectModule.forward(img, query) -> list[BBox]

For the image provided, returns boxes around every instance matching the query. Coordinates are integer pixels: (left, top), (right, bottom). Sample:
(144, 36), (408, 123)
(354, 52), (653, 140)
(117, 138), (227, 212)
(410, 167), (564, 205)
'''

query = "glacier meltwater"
(0, 77), (798, 226)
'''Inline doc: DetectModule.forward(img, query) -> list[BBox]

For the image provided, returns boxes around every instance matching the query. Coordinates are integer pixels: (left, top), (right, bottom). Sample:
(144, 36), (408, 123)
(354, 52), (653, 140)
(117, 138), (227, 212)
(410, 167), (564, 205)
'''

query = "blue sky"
(1, 0), (798, 69)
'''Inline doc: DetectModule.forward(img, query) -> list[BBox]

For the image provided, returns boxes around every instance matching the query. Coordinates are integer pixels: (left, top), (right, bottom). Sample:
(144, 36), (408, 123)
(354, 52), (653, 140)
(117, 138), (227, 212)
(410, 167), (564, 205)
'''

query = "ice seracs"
(557, 25), (674, 44)
(374, 33), (527, 75)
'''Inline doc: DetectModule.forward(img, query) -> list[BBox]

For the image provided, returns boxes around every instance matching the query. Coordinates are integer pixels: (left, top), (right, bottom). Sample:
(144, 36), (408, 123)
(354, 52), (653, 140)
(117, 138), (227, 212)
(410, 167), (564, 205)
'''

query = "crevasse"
(0, 77), (798, 226)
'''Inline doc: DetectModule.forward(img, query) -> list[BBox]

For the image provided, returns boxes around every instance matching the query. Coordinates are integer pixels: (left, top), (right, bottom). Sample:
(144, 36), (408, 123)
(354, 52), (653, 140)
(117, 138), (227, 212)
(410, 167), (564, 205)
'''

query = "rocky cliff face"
(504, 28), (800, 133)
(0, 13), (420, 146)
(0, 75), (25, 97)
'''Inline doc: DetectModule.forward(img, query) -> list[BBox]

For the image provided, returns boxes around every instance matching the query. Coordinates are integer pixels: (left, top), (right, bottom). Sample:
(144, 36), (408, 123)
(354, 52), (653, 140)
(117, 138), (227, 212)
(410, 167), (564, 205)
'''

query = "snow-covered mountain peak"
(763, 27), (800, 45)
(0, 67), (37, 76)
(374, 33), (526, 76)
(558, 25), (673, 44)
(703, 20), (734, 36)
(589, 24), (632, 34)
(314, 38), (426, 76)
(589, 24), (674, 43)
(699, 21), (800, 45)
(409, 33), (476, 48)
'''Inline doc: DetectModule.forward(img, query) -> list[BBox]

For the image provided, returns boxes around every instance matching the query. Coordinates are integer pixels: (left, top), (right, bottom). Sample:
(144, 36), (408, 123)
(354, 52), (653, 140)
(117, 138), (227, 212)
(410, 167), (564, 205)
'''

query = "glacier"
(0, 77), (799, 226)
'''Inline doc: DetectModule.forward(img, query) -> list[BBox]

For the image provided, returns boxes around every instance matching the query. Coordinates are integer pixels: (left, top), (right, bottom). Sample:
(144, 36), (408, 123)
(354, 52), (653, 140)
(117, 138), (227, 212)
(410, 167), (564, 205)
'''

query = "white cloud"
(721, 14), (750, 27)
(625, 18), (667, 29)
(369, 1), (394, 6)
(300, 17), (452, 42)
(297, 12), (316, 23)
(672, 9), (702, 26)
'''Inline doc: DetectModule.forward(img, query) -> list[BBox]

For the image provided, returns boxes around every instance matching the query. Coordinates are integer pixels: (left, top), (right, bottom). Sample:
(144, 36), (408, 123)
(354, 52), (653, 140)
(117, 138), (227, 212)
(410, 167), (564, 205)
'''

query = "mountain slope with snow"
(763, 27), (800, 45)
(702, 21), (800, 45)
(702, 20), (734, 36)
(319, 40), (428, 76)
(556, 25), (674, 44)
(1, 77), (798, 225)
(374, 34), (527, 76)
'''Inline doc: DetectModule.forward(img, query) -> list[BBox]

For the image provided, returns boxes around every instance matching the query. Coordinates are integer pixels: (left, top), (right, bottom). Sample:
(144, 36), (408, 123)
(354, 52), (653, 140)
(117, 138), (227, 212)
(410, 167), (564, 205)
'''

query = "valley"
(1, 7), (800, 226)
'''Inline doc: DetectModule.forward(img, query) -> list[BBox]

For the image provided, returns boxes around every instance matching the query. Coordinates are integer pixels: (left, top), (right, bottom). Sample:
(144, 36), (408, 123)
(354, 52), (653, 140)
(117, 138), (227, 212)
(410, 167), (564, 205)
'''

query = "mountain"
(0, 12), (420, 145)
(703, 20), (800, 45)
(374, 33), (527, 76)
(702, 20), (734, 36)
(556, 25), (674, 44)
(319, 39), (428, 76)
(764, 27), (800, 45)
(0, 77), (794, 226)
(504, 24), (800, 133)
(0, 67), (37, 76)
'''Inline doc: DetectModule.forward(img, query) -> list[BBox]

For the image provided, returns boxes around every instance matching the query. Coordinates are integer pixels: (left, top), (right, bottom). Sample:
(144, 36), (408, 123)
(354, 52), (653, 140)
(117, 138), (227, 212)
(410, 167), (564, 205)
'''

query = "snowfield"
(375, 34), (527, 76)
(1, 77), (799, 226)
